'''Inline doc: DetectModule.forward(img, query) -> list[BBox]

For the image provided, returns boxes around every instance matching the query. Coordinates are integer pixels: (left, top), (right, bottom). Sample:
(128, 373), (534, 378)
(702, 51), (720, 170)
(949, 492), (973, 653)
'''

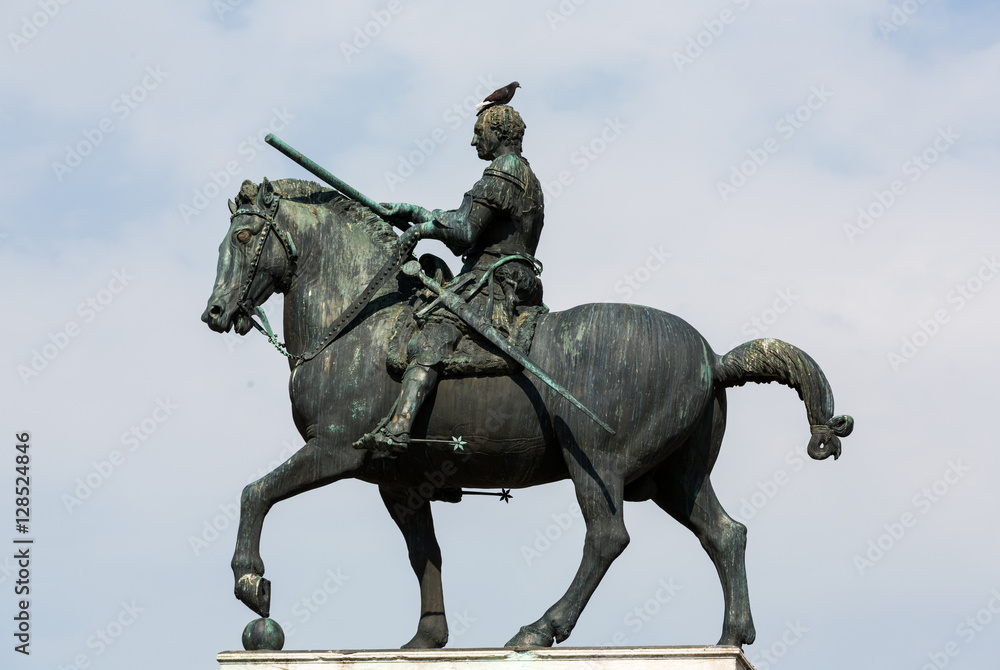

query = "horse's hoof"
(505, 624), (554, 648)
(717, 624), (755, 647)
(401, 628), (448, 649)
(235, 574), (271, 618)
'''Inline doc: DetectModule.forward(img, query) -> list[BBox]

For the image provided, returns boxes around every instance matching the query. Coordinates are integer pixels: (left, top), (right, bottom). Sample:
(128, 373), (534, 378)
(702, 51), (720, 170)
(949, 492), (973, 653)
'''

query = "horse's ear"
(258, 177), (277, 210)
(228, 199), (237, 215)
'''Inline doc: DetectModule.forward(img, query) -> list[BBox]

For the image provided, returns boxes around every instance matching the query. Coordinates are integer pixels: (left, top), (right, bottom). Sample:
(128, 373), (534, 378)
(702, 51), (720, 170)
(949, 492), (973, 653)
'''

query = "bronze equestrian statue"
(201, 104), (853, 651)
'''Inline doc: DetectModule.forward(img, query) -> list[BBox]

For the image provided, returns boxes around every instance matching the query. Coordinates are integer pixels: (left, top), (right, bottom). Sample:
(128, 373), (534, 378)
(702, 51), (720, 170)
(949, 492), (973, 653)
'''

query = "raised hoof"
(235, 574), (271, 618)
(505, 624), (554, 649)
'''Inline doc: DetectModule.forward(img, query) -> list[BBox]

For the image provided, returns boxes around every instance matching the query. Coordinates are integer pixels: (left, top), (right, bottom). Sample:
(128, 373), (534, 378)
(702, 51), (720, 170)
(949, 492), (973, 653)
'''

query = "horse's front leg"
(379, 486), (449, 649)
(232, 438), (364, 617)
(507, 445), (628, 647)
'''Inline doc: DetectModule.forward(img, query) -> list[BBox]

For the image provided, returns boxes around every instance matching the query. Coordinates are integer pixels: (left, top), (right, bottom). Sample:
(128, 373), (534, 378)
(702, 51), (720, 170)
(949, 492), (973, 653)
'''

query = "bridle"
(229, 181), (416, 364)
(231, 188), (300, 357)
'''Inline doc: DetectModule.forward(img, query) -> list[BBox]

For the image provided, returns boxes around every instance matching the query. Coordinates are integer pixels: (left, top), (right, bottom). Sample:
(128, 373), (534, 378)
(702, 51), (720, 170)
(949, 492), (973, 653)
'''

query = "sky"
(2, 1), (999, 669)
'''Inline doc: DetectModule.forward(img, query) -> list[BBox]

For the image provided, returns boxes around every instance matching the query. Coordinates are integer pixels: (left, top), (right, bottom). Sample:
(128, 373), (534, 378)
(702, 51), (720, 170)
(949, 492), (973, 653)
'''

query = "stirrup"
(353, 426), (409, 453)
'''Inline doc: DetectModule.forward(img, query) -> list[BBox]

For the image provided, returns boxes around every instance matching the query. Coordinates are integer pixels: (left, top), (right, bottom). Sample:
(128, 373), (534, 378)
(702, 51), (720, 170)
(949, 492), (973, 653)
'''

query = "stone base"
(218, 646), (752, 670)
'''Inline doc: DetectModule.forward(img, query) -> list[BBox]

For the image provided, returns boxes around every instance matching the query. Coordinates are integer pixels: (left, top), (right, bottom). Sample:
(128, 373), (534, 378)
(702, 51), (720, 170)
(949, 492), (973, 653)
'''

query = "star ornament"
(499, 489), (513, 503)
(450, 436), (467, 451)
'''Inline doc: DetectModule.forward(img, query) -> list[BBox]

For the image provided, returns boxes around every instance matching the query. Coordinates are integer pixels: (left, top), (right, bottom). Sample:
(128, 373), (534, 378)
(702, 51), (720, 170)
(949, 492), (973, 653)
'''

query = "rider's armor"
(355, 151), (545, 453)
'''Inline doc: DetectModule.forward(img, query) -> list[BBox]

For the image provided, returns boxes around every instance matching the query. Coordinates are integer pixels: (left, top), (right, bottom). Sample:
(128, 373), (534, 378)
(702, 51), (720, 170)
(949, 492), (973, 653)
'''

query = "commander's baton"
(265, 133), (402, 226)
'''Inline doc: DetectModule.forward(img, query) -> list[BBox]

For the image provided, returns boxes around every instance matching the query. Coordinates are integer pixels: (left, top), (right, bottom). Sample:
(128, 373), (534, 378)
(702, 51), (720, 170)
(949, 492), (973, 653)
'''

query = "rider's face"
(472, 122), (500, 160)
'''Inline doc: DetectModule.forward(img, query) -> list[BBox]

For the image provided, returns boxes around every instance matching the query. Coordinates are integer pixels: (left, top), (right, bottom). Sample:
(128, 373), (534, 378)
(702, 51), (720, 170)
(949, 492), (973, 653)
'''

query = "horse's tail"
(713, 338), (854, 460)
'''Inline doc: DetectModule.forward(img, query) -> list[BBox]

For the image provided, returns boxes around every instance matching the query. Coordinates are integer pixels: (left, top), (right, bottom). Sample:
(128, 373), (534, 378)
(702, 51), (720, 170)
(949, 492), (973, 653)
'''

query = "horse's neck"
(281, 203), (392, 354)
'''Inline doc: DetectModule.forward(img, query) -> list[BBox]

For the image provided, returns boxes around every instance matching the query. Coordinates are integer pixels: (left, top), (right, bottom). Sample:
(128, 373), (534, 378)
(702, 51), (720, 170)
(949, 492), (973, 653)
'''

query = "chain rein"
(233, 192), (418, 365)
(233, 194), (304, 361)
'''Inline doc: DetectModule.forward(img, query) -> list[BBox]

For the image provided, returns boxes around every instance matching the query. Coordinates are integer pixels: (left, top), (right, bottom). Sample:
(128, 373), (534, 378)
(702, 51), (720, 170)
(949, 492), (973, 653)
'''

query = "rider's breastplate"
(462, 153), (544, 272)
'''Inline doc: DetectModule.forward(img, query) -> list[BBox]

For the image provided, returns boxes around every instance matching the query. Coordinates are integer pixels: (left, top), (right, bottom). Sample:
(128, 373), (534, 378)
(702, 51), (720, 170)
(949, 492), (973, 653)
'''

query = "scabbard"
(408, 265), (615, 435)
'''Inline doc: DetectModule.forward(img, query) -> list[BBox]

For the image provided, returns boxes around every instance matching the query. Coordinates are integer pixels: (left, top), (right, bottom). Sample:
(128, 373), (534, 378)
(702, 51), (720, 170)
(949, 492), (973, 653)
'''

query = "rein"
(231, 192), (303, 359)
(232, 189), (416, 364)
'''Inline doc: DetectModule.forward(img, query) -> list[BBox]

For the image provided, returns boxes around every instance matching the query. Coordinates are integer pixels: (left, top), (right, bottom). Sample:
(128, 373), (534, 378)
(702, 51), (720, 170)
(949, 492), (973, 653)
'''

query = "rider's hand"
(380, 203), (434, 223)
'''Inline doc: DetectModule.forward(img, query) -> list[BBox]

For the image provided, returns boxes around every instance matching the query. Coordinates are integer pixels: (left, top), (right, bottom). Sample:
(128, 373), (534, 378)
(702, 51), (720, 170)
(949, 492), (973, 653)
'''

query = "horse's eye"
(236, 230), (252, 244)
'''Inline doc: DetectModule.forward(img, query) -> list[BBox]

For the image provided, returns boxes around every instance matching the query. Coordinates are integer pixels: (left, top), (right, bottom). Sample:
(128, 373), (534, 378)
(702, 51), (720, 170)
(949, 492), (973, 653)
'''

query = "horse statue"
(201, 177), (853, 650)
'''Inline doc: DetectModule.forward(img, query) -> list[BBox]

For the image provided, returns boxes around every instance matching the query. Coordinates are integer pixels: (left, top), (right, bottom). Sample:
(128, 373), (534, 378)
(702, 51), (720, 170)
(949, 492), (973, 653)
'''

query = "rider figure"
(354, 104), (544, 453)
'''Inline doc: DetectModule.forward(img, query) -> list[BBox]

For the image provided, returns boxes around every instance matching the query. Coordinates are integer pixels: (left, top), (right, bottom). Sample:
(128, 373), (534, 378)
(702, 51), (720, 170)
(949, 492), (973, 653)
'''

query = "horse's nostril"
(209, 305), (223, 318)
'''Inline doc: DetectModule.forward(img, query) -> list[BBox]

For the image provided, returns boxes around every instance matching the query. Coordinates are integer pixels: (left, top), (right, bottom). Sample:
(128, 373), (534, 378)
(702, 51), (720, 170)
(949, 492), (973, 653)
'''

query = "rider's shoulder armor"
(483, 154), (530, 193)
(472, 154), (541, 215)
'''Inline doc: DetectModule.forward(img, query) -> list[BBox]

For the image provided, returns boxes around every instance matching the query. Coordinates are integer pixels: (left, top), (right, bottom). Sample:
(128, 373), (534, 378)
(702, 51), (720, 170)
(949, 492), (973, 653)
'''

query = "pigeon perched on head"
(476, 81), (520, 115)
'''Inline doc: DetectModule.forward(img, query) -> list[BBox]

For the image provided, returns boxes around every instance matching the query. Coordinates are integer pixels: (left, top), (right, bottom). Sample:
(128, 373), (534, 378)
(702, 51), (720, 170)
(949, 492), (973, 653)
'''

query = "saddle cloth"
(386, 302), (546, 378)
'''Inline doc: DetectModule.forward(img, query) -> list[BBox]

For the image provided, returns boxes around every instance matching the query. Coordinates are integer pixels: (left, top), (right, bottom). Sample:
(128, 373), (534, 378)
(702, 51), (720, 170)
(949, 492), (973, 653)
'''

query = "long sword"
(402, 261), (616, 435)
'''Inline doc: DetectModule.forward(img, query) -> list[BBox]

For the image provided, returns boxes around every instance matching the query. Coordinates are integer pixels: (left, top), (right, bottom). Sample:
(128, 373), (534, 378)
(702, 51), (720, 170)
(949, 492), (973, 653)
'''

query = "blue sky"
(2, 2), (999, 669)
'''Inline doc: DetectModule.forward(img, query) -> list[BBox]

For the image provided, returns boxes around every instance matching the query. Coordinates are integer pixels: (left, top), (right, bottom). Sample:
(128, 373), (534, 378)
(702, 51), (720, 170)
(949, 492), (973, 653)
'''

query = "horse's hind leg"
(506, 431), (629, 648)
(379, 486), (448, 649)
(652, 389), (756, 646)
(232, 439), (363, 617)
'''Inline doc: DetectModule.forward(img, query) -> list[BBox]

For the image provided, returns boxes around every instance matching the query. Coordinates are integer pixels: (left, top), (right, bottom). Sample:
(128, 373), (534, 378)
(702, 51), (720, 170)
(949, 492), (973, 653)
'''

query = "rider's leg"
(354, 321), (460, 452)
(384, 358), (437, 440)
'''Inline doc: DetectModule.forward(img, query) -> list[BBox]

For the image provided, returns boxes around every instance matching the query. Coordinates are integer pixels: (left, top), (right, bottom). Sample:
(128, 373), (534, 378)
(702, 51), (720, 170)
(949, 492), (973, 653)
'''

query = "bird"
(476, 81), (520, 115)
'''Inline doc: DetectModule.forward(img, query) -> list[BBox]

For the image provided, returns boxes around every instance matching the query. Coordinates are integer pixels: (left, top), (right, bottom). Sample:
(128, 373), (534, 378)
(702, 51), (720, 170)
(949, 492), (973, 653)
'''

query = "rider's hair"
(477, 105), (525, 154)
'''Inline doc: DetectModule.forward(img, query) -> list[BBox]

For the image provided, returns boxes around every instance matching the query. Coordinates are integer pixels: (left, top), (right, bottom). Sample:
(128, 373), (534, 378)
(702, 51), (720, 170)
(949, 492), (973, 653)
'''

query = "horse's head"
(201, 178), (297, 335)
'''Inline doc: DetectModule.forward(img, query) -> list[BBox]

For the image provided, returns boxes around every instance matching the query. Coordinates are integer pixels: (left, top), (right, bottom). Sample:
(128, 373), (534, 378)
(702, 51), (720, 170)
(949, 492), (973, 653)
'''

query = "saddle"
(386, 255), (546, 378)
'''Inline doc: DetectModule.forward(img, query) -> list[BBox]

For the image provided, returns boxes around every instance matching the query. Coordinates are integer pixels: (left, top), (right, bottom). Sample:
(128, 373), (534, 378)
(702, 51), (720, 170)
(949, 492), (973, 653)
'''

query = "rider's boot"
(354, 361), (437, 453)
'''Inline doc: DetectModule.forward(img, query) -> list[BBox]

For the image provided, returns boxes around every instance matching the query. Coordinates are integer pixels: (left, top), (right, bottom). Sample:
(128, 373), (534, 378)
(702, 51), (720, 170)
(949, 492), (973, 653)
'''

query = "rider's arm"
(385, 156), (521, 254)
(388, 195), (495, 255)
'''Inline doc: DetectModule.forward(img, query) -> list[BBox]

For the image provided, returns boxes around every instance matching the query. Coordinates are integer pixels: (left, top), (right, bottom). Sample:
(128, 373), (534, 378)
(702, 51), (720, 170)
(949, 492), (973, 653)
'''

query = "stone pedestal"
(218, 646), (753, 670)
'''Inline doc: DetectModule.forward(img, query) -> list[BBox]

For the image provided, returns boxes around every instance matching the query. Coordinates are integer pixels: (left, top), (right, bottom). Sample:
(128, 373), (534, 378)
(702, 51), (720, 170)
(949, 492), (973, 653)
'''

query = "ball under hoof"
(242, 617), (285, 651)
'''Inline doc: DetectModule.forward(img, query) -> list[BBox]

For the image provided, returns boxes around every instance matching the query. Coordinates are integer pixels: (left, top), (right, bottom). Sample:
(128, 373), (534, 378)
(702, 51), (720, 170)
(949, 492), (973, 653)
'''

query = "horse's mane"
(235, 178), (397, 250)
